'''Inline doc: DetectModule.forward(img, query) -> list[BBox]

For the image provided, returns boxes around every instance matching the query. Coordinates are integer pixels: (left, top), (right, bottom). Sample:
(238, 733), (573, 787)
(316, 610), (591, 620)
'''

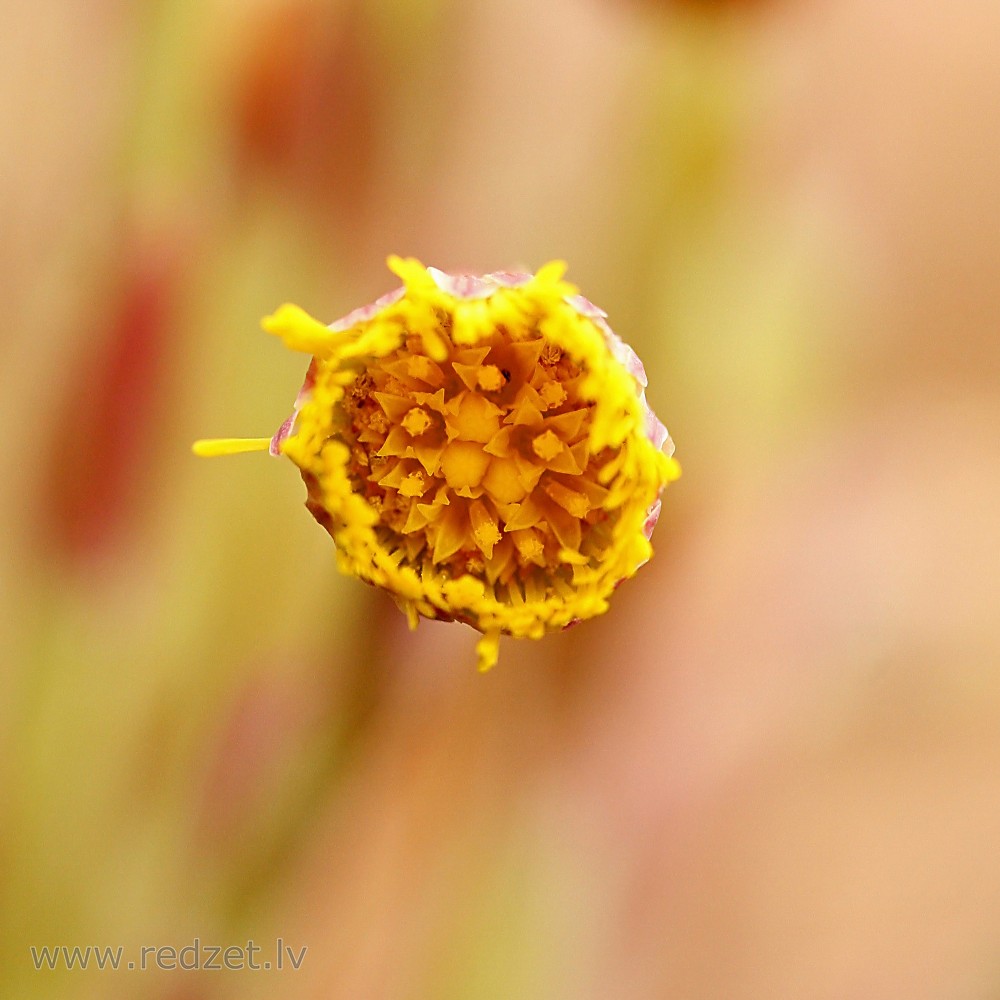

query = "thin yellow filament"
(192, 438), (272, 457)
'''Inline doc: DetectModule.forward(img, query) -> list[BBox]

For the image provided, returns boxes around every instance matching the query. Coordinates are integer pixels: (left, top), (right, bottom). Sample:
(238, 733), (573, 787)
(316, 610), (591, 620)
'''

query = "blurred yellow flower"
(195, 257), (679, 670)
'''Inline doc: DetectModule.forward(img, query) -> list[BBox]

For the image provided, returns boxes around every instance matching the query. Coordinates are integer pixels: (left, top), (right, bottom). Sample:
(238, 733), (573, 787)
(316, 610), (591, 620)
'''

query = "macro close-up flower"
(196, 257), (679, 670)
(12, 5), (1000, 1000)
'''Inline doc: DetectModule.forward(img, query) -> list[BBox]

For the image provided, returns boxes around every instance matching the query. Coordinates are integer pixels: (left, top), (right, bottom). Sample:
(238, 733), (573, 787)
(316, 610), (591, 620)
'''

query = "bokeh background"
(4, 1), (1000, 997)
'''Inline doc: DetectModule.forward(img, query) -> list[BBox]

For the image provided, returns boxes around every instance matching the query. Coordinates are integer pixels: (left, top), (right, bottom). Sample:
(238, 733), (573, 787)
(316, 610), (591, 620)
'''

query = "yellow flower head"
(194, 257), (679, 670)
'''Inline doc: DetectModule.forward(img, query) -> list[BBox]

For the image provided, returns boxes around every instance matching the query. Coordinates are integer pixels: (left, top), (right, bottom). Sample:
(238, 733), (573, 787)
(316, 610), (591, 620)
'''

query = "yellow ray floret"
(194, 258), (678, 670)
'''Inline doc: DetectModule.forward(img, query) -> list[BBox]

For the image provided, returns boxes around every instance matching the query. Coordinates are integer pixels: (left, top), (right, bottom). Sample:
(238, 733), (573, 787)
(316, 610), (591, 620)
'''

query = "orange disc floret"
(194, 257), (679, 670)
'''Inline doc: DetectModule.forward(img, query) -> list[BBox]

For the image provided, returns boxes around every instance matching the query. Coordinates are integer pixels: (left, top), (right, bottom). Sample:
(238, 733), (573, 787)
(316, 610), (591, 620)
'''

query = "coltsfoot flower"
(194, 257), (679, 670)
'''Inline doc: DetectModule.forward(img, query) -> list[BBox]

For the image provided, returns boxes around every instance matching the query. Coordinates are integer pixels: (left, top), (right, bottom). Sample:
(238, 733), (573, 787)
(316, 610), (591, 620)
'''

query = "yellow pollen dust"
(531, 430), (563, 462)
(477, 365), (504, 391)
(401, 407), (433, 436)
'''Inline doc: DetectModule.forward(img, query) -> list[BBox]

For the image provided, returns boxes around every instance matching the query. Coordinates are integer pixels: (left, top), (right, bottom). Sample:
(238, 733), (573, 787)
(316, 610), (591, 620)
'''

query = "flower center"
(338, 323), (615, 594)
